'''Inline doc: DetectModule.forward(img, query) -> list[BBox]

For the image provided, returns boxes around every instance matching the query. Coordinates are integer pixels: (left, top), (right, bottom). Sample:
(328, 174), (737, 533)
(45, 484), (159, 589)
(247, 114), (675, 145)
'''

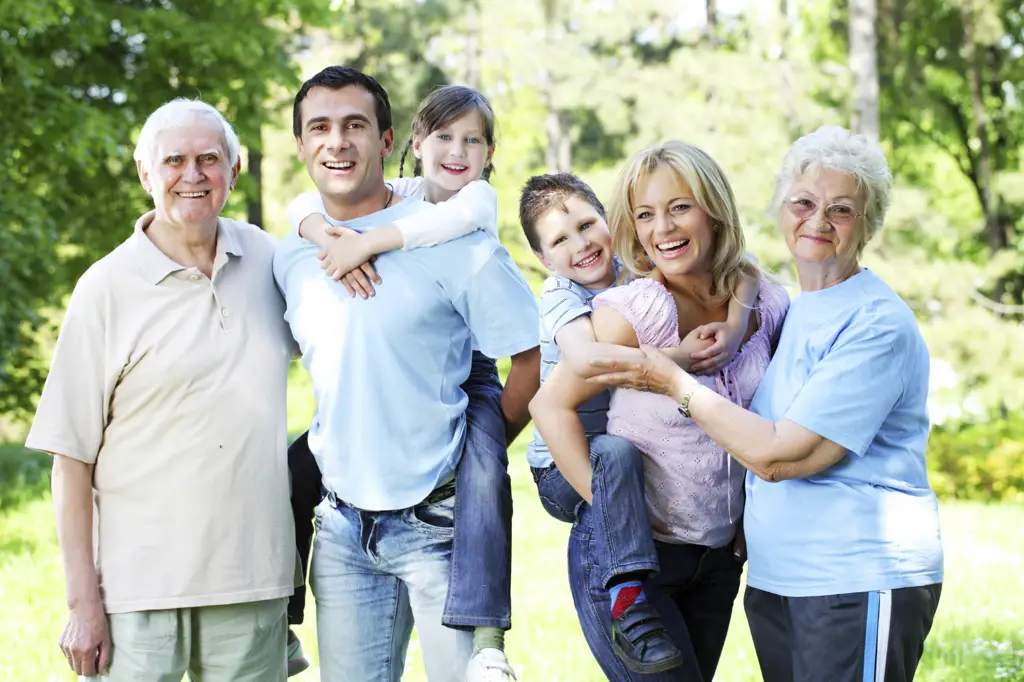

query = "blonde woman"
(531, 141), (789, 681)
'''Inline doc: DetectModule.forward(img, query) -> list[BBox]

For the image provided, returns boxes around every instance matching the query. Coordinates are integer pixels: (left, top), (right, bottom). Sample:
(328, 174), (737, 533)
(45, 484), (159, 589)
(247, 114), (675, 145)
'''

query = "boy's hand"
(662, 327), (715, 367)
(319, 225), (381, 299)
(689, 320), (744, 374)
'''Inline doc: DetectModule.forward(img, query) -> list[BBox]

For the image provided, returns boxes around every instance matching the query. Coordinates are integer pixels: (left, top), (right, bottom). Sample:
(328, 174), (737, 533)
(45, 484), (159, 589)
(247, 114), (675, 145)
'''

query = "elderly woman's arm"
(587, 346), (848, 481)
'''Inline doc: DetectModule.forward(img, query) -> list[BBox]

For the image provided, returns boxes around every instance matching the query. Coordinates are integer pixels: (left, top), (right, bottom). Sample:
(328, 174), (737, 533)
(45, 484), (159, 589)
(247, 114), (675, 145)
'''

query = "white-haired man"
(26, 98), (295, 681)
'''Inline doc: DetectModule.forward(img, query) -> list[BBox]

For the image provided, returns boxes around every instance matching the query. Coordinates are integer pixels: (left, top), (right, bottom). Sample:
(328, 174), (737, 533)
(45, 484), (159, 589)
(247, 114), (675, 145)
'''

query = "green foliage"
(928, 416), (1024, 503)
(0, 0), (325, 415)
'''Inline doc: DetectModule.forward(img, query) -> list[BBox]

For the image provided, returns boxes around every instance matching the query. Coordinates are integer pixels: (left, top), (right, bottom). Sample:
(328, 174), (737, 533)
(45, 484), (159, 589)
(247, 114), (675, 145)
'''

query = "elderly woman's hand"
(587, 345), (697, 400)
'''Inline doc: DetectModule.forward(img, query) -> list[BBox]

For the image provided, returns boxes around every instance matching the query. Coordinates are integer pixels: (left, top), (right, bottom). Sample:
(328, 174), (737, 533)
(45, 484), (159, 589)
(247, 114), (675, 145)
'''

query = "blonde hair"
(608, 140), (755, 307)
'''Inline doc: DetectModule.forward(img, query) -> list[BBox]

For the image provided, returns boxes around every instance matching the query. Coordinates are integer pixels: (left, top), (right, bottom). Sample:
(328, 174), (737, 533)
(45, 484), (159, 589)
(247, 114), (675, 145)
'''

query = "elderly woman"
(26, 99), (295, 681)
(589, 126), (944, 682)
(531, 140), (789, 681)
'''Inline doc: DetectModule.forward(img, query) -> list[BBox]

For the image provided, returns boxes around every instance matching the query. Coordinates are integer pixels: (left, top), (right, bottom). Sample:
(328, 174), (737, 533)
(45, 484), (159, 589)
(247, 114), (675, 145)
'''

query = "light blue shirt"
(274, 196), (539, 511)
(526, 272), (616, 468)
(745, 269), (943, 597)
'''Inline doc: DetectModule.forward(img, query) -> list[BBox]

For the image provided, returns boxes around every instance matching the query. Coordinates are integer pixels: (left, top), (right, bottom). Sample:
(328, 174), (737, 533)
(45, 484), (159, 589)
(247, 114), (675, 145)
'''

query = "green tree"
(0, 0), (325, 414)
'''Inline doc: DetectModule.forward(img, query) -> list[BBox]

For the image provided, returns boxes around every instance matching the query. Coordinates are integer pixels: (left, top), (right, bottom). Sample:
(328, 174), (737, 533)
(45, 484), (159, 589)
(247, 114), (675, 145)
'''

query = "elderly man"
(274, 66), (540, 681)
(26, 99), (295, 681)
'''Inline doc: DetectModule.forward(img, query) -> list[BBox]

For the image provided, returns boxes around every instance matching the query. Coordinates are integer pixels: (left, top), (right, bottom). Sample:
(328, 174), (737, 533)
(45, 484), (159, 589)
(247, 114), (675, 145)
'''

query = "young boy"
(519, 173), (754, 674)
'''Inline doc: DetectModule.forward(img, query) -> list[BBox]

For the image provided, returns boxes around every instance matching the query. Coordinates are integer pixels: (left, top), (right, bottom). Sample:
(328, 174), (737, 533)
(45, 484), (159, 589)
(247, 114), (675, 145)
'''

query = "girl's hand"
(319, 226), (381, 299)
(689, 320), (744, 374)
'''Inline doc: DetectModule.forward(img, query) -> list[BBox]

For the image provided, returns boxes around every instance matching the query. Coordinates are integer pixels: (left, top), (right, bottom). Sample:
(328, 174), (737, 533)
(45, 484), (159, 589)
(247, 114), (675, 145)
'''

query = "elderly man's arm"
(51, 454), (111, 676)
(501, 346), (541, 444)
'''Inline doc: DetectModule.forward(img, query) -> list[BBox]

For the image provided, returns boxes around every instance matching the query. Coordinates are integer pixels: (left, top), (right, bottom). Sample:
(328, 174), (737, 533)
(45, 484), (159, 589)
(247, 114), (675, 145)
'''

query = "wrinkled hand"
(60, 600), (111, 676)
(587, 345), (690, 397)
(689, 321), (743, 374)
(319, 225), (380, 299)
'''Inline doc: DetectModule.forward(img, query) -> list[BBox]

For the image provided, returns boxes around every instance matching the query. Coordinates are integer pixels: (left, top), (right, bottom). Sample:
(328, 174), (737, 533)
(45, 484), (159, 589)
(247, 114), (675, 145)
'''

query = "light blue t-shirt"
(526, 272), (616, 469)
(745, 269), (943, 597)
(274, 196), (539, 511)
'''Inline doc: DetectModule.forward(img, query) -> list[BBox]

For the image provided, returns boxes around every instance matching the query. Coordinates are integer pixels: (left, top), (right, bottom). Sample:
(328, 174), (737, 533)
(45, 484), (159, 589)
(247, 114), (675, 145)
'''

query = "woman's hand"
(587, 344), (697, 400)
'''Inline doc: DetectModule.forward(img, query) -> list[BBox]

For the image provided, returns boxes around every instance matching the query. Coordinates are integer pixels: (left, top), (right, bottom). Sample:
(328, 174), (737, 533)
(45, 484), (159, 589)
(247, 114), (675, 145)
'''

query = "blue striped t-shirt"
(526, 272), (617, 468)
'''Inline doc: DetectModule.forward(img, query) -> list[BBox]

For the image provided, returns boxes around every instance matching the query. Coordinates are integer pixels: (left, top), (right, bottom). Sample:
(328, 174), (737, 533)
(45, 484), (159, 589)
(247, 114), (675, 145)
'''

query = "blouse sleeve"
(593, 279), (680, 348)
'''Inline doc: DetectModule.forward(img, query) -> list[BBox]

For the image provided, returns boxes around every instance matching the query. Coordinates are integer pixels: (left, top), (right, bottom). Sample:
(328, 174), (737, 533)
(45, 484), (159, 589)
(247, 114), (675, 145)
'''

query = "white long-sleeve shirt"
(285, 177), (499, 249)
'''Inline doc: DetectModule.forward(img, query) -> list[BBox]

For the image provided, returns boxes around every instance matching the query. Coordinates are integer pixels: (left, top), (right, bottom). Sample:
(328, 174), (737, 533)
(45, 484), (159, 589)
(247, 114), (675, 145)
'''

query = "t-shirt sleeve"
(395, 180), (498, 249)
(592, 280), (679, 347)
(24, 271), (115, 464)
(539, 277), (592, 341)
(286, 191), (327, 231)
(453, 245), (540, 359)
(783, 318), (906, 456)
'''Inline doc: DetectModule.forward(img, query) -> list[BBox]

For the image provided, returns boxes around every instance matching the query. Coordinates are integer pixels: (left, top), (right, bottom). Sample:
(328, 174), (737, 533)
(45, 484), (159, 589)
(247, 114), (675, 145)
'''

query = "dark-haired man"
(275, 66), (539, 682)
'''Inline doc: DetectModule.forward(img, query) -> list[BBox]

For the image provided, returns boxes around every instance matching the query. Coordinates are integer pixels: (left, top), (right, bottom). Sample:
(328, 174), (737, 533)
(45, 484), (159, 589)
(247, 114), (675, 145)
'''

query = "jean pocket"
(405, 492), (456, 539)
(538, 494), (576, 523)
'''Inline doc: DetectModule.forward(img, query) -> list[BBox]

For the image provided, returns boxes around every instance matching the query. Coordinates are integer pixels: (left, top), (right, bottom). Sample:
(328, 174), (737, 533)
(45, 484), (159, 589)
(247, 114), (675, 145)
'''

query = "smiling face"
(780, 168), (865, 270)
(137, 118), (239, 229)
(533, 195), (615, 289)
(631, 166), (716, 279)
(413, 109), (493, 199)
(295, 85), (394, 206)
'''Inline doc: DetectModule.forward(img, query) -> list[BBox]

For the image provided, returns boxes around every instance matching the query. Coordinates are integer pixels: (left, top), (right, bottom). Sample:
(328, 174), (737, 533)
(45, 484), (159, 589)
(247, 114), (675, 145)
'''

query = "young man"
(274, 66), (539, 682)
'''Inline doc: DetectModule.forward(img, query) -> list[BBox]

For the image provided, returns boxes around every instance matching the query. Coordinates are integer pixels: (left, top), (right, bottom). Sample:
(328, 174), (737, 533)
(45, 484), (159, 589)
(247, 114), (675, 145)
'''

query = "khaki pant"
(82, 597), (288, 682)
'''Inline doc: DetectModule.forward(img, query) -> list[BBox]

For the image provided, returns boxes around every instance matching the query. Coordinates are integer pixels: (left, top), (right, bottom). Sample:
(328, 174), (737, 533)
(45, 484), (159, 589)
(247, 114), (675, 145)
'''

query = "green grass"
(1, 440), (1022, 682)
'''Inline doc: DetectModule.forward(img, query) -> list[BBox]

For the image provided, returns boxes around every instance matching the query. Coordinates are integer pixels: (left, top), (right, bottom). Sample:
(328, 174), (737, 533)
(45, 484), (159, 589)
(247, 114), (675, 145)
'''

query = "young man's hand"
(319, 226), (380, 299)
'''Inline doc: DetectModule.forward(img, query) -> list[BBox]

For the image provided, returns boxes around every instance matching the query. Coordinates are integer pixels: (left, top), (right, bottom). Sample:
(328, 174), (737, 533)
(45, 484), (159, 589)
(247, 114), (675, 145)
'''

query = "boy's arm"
(689, 270), (759, 373)
(558, 316), (712, 378)
(395, 180), (498, 249)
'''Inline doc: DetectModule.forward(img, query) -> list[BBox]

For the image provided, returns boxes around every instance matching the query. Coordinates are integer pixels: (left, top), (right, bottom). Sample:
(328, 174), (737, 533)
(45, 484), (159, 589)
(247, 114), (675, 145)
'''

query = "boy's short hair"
(519, 173), (606, 252)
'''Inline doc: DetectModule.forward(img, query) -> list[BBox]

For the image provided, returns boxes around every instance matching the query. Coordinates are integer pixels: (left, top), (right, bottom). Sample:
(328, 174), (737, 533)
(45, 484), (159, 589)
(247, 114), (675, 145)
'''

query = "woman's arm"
(529, 306), (639, 500)
(586, 346), (847, 481)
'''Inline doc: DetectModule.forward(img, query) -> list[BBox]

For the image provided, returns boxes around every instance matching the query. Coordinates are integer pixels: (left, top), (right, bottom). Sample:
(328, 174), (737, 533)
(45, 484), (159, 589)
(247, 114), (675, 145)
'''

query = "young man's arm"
(500, 346), (541, 444)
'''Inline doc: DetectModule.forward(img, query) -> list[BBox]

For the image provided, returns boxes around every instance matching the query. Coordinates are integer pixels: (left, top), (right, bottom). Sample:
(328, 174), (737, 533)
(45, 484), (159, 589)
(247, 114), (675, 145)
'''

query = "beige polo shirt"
(26, 213), (296, 614)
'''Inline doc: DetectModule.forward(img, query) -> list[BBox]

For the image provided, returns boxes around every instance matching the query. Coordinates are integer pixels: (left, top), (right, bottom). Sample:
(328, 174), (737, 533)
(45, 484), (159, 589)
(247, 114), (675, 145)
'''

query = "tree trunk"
(962, 3), (1003, 253)
(542, 0), (571, 172)
(246, 130), (263, 229)
(465, 0), (481, 89)
(706, 0), (718, 48)
(849, 0), (880, 143)
(778, 0), (798, 137)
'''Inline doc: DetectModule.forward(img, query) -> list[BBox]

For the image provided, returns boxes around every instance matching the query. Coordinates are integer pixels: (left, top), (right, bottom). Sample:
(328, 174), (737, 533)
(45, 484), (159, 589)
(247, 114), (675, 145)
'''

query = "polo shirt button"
(190, 274), (200, 281)
(221, 308), (230, 317)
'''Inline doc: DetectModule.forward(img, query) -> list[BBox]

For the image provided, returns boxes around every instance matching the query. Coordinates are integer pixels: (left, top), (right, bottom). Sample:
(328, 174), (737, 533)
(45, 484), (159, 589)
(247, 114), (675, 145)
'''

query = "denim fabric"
(310, 484), (473, 682)
(533, 434), (659, 587)
(443, 351), (512, 629)
(569, 505), (743, 682)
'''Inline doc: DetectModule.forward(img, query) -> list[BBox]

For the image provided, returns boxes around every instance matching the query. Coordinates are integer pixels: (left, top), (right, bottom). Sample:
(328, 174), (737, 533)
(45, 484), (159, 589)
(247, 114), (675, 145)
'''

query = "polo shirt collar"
(132, 211), (244, 285)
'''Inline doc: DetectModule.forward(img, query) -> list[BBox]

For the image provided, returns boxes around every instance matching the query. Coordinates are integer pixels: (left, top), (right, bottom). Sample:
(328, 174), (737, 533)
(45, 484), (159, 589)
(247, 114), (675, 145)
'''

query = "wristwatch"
(677, 389), (697, 419)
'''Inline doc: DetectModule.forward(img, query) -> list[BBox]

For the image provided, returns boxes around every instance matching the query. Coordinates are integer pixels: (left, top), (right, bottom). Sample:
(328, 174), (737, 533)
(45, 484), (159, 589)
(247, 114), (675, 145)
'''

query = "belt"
(325, 478), (456, 511)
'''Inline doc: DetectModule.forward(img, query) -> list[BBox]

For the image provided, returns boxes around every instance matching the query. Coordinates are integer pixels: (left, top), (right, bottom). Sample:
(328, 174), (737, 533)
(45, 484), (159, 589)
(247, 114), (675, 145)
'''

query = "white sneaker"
(465, 648), (518, 682)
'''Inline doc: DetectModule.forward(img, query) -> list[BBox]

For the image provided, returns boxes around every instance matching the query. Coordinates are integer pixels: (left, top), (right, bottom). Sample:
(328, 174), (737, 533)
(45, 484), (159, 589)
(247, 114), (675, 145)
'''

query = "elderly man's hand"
(60, 599), (111, 676)
(586, 345), (693, 399)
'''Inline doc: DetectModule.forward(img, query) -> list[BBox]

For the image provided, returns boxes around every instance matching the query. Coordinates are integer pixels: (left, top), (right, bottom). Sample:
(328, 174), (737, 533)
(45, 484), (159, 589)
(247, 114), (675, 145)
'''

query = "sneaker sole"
(287, 657), (310, 677)
(611, 629), (684, 674)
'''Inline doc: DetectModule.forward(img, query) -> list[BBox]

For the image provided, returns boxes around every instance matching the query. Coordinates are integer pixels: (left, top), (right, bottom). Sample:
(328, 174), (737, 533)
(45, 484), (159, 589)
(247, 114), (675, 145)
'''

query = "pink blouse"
(594, 278), (789, 548)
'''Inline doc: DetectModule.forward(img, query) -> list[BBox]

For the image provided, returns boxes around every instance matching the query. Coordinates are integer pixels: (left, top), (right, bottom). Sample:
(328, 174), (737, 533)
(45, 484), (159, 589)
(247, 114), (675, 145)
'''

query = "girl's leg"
(445, 352), (512, 630)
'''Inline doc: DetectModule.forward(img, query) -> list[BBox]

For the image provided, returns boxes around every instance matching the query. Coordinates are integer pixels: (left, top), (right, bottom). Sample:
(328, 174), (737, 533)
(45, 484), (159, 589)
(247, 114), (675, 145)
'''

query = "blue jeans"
(569, 506), (743, 681)
(533, 434), (659, 587)
(444, 352), (512, 629)
(310, 482), (474, 682)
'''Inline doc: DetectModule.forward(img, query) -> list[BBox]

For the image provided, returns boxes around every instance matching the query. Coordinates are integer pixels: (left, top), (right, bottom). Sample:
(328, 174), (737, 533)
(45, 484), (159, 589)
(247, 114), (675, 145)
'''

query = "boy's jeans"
(310, 482), (474, 682)
(532, 434), (659, 587)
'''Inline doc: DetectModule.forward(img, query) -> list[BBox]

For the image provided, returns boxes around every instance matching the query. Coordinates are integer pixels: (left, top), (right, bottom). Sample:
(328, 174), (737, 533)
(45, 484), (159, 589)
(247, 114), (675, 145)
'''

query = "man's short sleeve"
(286, 192), (326, 231)
(539, 277), (593, 342)
(783, 319), (906, 456)
(25, 269), (115, 463)
(454, 245), (539, 359)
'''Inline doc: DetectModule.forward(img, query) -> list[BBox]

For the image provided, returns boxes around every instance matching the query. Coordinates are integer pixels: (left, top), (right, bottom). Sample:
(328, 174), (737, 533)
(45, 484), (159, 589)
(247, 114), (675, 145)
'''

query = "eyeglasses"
(784, 197), (864, 227)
